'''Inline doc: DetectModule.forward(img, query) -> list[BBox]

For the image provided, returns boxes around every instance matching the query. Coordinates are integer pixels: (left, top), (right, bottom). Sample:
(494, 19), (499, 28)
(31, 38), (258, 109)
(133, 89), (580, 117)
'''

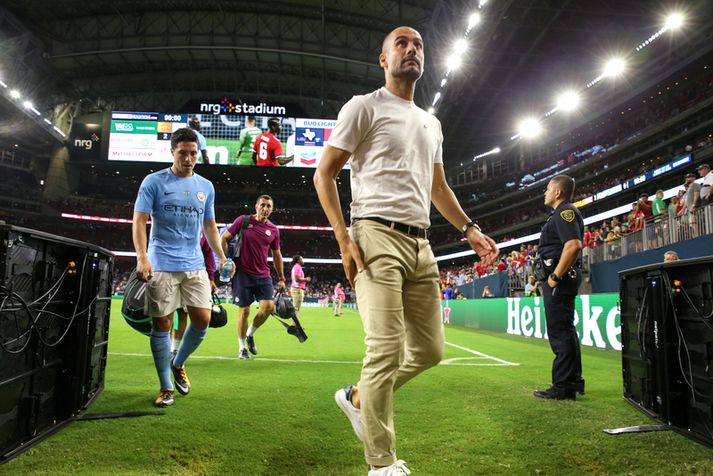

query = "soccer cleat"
(239, 348), (251, 360)
(335, 385), (363, 441)
(246, 335), (258, 355)
(368, 460), (411, 475)
(170, 349), (178, 362)
(170, 359), (191, 396)
(533, 386), (576, 400)
(154, 389), (174, 407)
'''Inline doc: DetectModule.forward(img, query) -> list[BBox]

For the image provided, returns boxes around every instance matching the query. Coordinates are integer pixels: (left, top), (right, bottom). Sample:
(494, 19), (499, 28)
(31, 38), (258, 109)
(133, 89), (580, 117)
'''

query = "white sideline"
(110, 342), (519, 367)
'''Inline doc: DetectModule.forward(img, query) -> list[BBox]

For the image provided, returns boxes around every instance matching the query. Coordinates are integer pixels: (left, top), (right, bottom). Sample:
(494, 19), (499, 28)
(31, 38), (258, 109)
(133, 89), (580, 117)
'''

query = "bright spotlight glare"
(454, 39), (468, 54)
(664, 13), (684, 30)
(478, 0), (488, 7)
(556, 91), (580, 112)
(603, 58), (626, 77)
(446, 54), (462, 71)
(427, 107), (435, 115)
(10, 90), (21, 99)
(468, 12), (481, 29)
(23, 100), (33, 109)
(518, 118), (542, 138)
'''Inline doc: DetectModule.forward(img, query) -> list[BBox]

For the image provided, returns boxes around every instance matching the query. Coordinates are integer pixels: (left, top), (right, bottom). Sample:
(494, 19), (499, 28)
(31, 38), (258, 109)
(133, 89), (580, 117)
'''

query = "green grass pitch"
(3, 301), (713, 475)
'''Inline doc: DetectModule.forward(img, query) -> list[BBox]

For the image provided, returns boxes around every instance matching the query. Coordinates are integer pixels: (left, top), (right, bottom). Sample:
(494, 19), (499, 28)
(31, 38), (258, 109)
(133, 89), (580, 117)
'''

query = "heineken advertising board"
(442, 294), (621, 351)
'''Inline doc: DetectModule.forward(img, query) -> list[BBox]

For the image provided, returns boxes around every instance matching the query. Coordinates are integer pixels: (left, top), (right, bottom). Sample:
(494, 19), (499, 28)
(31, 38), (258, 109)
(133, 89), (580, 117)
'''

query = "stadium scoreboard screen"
(108, 111), (339, 168)
(109, 112), (186, 162)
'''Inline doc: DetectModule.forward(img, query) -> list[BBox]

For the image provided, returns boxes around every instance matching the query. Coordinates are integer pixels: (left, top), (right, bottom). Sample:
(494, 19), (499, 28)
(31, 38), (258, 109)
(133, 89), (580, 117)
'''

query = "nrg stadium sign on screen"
(107, 108), (339, 169)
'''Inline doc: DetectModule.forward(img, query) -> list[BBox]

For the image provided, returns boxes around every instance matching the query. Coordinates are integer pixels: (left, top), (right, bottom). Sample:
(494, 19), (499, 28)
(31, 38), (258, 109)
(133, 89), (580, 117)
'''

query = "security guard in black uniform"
(533, 175), (585, 400)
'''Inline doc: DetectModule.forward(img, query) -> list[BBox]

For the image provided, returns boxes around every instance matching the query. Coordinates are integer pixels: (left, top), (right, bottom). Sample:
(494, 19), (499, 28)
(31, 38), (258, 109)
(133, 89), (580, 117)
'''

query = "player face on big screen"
(171, 141), (199, 177)
(255, 198), (274, 222)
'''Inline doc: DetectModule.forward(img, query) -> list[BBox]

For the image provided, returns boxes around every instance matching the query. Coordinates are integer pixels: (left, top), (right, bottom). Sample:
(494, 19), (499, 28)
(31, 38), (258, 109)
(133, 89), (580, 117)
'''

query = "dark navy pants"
(541, 271), (583, 391)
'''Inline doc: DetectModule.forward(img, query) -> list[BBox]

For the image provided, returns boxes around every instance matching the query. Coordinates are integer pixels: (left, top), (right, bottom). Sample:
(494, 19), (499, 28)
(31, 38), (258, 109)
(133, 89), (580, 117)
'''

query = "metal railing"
(508, 264), (530, 292)
(585, 203), (713, 268)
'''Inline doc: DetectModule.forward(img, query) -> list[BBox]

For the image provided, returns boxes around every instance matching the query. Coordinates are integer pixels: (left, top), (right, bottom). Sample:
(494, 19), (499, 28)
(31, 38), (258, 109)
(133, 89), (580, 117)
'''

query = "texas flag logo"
(296, 128), (325, 147)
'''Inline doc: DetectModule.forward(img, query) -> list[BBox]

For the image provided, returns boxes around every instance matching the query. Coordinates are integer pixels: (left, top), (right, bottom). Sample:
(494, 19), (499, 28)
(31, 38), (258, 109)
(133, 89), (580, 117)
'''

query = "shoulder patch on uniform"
(560, 209), (575, 222)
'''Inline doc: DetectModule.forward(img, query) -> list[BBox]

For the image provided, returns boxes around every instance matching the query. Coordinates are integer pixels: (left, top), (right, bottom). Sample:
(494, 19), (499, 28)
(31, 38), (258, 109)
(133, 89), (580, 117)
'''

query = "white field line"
(110, 341), (519, 367)
(443, 341), (520, 366)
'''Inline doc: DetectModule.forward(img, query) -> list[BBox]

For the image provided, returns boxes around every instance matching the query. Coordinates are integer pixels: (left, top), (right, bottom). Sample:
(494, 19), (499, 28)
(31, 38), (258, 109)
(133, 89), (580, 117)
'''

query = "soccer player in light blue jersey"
(132, 127), (232, 407)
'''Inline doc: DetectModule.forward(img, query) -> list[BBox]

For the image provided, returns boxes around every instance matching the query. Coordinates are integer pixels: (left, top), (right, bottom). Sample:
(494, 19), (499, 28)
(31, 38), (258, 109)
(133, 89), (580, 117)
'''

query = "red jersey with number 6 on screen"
(253, 132), (283, 167)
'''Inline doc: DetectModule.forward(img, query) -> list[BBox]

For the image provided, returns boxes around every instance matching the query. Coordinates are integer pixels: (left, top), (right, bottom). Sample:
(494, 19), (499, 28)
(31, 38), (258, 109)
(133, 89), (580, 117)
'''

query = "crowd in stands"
(440, 245), (540, 294)
(429, 128), (713, 249)
(437, 157), (712, 294)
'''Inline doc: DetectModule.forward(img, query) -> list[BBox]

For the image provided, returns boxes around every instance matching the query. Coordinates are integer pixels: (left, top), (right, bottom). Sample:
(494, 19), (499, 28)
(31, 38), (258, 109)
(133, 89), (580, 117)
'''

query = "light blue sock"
(173, 324), (208, 368)
(150, 330), (173, 390)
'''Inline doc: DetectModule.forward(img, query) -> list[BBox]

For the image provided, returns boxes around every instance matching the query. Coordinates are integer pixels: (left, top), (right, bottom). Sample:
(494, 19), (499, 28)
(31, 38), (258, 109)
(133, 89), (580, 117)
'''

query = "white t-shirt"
(701, 172), (713, 200)
(327, 87), (443, 228)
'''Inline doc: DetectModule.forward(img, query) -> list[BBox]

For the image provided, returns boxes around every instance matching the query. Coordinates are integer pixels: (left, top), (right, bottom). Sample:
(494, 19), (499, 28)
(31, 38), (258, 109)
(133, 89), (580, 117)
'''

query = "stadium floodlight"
(478, 0), (488, 8)
(10, 89), (20, 99)
(664, 13), (684, 31)
(432, 91), (442, 106)
(446, 54), (462, 71)
(440, 78), (447, 87)
(23, 100), (33, 109)
(517, 117), (543, 138)
(556, 90), (581, 112)
(454, 39), (468, 55)
(0, 79), (7, 88)
(473, 146), (501, 160)
(603, 58), (626, 78)
(467, 12), (481, 29)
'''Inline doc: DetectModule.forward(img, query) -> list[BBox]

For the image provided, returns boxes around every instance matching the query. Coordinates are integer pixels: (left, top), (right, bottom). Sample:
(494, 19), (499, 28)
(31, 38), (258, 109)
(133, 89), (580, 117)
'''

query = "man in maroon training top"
(220, 195), (286, 359)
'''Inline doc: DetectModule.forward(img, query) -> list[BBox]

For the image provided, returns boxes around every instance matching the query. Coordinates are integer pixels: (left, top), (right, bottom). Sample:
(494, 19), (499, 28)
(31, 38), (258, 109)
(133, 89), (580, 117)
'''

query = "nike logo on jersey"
(164, 191), (175, 195)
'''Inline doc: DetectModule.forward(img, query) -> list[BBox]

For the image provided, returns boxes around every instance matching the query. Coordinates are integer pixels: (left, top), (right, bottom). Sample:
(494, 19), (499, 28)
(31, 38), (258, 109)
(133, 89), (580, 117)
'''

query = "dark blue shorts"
(232, 268), (274, 307)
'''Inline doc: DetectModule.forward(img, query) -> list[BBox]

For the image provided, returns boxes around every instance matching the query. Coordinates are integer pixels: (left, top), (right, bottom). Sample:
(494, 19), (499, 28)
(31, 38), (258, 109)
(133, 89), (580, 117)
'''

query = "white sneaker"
(335, 385), (363, 441)
(368, 460), (411, 475)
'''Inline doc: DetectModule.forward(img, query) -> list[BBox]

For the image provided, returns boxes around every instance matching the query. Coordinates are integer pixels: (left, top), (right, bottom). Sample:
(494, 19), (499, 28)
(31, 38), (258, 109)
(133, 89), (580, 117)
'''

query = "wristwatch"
(461, 221), (481, 236)
(549, 273), (562, 283)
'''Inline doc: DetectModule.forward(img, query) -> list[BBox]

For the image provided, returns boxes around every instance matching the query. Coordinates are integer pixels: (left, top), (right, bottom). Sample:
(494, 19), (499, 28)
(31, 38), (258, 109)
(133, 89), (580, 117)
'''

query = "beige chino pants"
(290, 287), (305, 312)
(350, 219), (444, 467)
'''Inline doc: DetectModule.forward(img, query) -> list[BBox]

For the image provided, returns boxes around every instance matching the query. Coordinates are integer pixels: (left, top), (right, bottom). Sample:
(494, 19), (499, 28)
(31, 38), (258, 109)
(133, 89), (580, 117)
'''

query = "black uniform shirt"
(538, 201), (584, 261)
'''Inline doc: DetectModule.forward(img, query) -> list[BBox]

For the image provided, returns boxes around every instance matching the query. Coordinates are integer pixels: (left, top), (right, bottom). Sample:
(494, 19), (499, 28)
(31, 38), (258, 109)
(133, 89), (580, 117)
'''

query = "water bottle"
(219, 260), (234, 283)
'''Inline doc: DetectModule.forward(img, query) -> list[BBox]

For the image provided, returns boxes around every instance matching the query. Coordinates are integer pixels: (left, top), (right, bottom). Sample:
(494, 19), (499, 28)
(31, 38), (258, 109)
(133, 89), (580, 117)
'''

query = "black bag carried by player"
(272, 290), (308, 343)
(121, 269), (152, 336)
(209, 292), (228, 328)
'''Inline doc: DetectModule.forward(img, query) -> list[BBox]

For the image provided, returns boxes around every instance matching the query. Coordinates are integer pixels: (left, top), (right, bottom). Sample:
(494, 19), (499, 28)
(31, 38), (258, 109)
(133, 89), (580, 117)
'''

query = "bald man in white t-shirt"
(314, 25), (498, 475)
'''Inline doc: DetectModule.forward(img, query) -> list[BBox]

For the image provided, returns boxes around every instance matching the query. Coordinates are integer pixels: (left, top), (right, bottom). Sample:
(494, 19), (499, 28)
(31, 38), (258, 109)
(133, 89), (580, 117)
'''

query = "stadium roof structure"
(1, 0), (713, 164)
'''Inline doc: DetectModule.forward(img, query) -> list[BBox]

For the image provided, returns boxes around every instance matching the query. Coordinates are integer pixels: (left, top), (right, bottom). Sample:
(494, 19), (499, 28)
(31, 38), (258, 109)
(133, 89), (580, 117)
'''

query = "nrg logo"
(74, 133), (100, 150)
